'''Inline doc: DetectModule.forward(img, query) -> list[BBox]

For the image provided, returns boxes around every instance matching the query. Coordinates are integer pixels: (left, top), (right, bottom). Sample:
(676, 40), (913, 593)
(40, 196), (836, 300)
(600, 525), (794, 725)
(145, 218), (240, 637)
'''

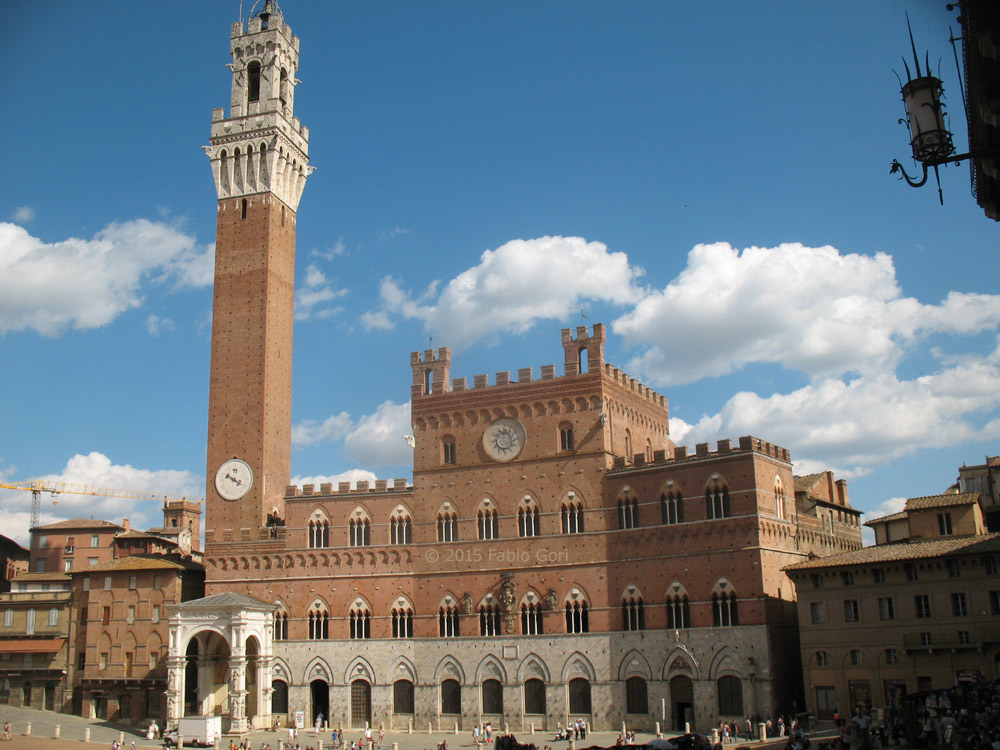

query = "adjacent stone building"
(0, 572), (72, 710)
(956, 456), (1000, 531)
(786, 492), (1000, 720)
(0, 500), (204, 718)
(69, 554), (204, 724)
(29, 518), (124, 574)
(0, 535), (28, 593)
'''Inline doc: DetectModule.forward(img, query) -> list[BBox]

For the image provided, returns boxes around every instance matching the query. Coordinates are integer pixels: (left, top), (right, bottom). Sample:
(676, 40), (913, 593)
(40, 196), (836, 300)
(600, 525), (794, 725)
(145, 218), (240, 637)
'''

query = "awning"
(0, 638), (65, 653)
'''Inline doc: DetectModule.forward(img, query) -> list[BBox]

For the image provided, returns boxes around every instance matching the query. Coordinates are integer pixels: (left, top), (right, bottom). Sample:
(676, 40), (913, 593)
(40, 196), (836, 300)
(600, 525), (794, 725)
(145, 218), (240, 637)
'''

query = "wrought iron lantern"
(890, 19), (959, 204)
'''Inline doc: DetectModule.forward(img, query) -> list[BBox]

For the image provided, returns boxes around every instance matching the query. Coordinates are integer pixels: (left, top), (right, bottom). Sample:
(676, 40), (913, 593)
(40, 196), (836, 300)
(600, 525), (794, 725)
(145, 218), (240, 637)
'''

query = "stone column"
(230, 655), (249, 734)
(166, 654), (186, 726)
(259, 654), (275, 726)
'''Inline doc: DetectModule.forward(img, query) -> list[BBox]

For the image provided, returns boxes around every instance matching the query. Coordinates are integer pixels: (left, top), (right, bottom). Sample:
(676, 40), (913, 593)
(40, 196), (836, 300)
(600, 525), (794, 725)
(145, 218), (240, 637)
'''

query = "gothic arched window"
(439, 605), (460, 637)
(479, 603), (502, 636)
(622, 594), (645, 631)
(349, 604), (371, 639)
(565, 600), (589, 634)
(437, 511), (458, 542)
(247, 61), (262, 103)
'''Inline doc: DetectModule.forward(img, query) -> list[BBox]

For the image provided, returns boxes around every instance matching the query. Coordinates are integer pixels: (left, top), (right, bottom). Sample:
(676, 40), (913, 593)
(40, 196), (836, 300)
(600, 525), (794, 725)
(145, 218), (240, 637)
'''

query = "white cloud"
(0, 220), (213, 336)
(343, 401), (413, 465)
(310, 239), (347, 262)
(668, 417), (694, 446)
(378, 227), (411, 242)
(674, 344), (1000, 476)
(12, 206), (35, 224)
(614, 242), (1000, 386)
(0, 452), (203, 547)
(364, 236), (644, 348)
(293, 401), (413, 467)
(292, 411), (353, 447)
(145, 314), (176, 337)
(291, 469), (381, 491)
(360, 309), (394, 331)
(295, 263), (348, 321)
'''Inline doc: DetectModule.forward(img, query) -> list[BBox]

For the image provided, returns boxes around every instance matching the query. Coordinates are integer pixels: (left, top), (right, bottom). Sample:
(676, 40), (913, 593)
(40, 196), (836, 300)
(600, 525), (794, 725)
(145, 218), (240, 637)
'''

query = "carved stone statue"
(500, 575), (517, 633)
(499, 576), (516, 611)
(545, 588), (558, 611)
(461, 593), (473, 615)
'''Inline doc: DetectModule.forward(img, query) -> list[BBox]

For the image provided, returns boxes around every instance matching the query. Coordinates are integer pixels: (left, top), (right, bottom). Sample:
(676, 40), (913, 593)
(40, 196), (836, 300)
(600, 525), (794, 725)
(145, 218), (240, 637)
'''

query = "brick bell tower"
(203, 0), (311, 543)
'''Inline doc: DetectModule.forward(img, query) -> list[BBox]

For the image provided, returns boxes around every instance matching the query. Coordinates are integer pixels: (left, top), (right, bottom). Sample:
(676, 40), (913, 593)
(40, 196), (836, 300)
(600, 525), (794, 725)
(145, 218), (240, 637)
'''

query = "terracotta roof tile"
(67, 555), (201, 574)
(32, 518), (124, 531)
(175, 592), (272, 610)
(10, 572), (71, 582)
(116, 530), (176, 543)
(905, 492), (979, 510)
(865, 510), (908, 527)
(785, 533), (1000, 571)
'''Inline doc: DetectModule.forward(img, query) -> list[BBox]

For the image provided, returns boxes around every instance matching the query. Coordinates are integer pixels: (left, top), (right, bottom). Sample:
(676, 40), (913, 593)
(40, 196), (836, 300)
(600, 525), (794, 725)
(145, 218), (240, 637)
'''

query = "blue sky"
(1, 1), (998, 546)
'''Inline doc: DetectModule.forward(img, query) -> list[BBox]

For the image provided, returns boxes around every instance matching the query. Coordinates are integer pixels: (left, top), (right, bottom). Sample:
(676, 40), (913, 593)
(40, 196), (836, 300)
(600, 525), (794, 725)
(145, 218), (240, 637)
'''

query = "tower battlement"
(285, 478), (411, 498)
(205, 2), (311, 211)
(234, 14), (300, 50)
(562, 323), (606, 375)
(610, 434), (791, 471)
(410, 324), (665, 408)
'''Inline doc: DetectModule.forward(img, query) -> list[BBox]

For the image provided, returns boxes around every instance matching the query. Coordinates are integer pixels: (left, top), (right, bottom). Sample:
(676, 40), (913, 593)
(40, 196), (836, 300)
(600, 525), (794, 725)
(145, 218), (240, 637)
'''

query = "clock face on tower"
(215, 458), (254, 501)
(482, 418), (526, 462)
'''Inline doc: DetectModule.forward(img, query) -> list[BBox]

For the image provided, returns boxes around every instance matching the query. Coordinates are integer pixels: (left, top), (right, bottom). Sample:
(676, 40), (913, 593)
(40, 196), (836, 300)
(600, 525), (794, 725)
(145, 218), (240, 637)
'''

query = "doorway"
(670, 675), (694, 731)
(351, 680), (371, 727)
(310, 680), (329, 727)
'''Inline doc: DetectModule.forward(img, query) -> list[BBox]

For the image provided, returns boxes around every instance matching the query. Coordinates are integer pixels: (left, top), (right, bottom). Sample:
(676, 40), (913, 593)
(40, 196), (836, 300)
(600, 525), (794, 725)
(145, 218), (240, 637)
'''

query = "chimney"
(122, 518), (131, 532)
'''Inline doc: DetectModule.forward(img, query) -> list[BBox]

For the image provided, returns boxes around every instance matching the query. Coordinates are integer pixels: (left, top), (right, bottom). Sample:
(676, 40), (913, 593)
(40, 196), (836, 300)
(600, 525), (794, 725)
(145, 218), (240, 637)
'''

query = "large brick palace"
(163, 2), (864, 735)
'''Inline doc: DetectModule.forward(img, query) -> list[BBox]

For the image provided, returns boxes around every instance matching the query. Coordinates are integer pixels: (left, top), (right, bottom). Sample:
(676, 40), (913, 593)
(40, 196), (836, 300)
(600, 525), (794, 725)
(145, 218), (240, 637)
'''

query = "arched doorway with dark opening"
(351, 680), (372, 727)
(184, 640), (199, 715)
(568, 677), (591, 716)
(670, 675), (694, 731)
(183, 631), (231, 720)
(310, 680), (329, 728)
(272, 680), (288, 718)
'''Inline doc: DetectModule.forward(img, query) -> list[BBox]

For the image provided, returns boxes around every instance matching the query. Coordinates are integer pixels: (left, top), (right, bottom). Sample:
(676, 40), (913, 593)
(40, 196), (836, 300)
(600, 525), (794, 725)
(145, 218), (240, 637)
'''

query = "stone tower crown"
(562, 323), (606, 375)
(411, 347), (452, 396)
(204, 4), (312, 209)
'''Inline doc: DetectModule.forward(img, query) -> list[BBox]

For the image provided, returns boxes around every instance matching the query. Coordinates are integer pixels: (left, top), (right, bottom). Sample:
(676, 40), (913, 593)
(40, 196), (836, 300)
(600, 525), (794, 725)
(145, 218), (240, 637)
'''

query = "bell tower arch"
(204, 1), (312, 545)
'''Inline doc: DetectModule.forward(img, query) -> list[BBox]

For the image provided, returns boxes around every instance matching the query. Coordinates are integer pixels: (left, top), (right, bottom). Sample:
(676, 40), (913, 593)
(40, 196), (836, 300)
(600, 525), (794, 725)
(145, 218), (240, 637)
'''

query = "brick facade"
(201, 323), (863, 732)
(188, 5), (865, 737)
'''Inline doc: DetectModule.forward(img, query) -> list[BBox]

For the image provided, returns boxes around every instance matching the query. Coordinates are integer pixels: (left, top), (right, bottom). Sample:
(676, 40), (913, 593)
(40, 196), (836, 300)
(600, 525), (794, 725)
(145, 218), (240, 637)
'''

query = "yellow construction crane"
(0, 480), (200, 531)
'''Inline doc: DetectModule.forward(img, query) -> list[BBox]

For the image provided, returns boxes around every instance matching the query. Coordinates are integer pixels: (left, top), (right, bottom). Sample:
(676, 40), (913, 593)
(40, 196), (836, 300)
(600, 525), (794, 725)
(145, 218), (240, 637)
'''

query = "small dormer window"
(247, 61), (262, 103)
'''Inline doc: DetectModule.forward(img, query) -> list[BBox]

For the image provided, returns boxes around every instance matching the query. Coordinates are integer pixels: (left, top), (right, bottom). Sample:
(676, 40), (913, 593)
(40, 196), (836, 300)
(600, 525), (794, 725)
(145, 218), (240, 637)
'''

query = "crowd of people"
(875, 679), (1000, 750)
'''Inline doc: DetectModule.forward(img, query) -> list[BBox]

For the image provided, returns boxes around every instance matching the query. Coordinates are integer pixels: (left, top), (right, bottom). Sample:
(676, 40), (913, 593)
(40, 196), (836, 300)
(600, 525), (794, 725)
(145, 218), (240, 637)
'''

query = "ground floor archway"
(311, 680), (329, 726)
(351, 680), (371, 727)
(671, 675), (694, 731)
